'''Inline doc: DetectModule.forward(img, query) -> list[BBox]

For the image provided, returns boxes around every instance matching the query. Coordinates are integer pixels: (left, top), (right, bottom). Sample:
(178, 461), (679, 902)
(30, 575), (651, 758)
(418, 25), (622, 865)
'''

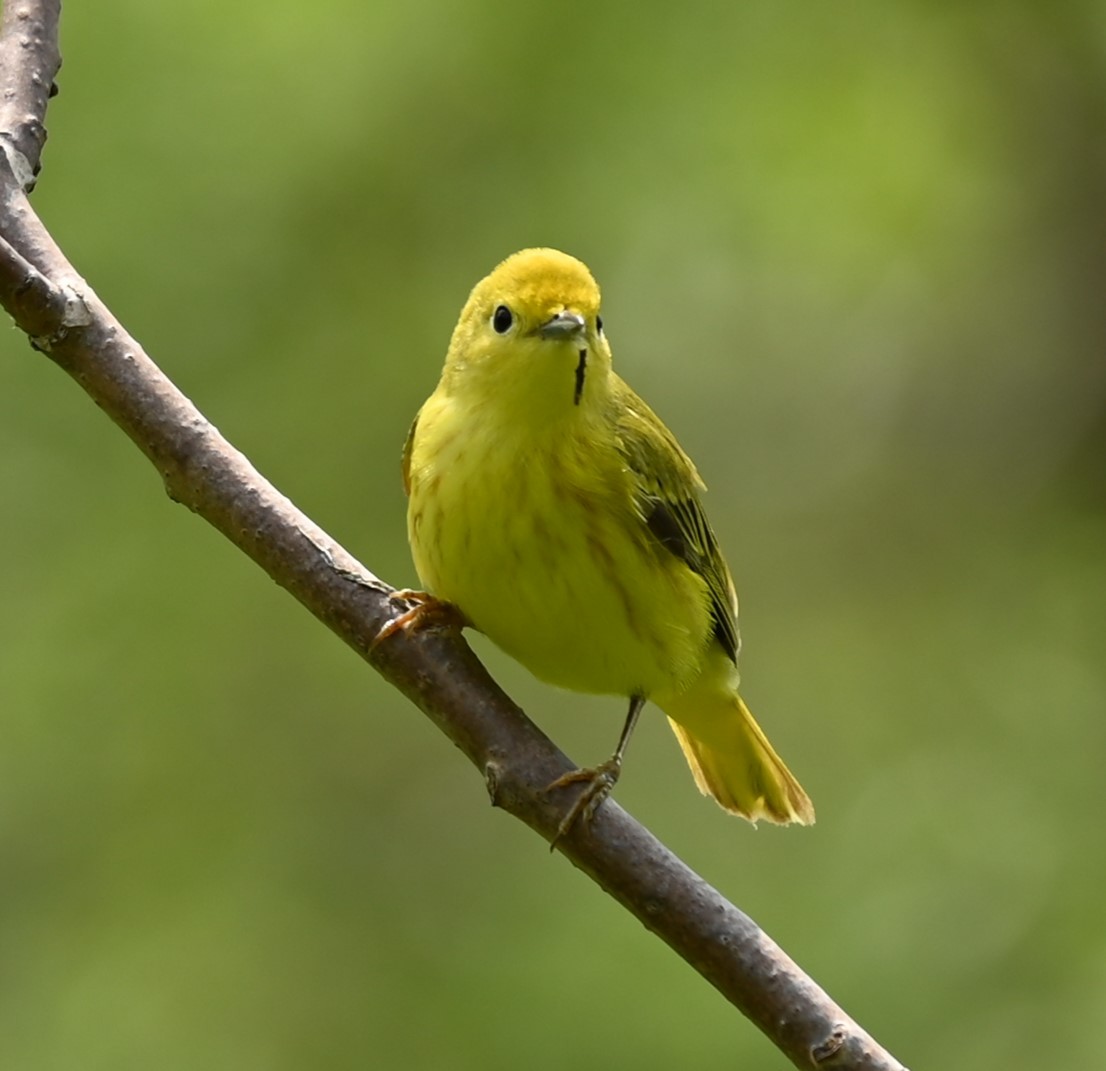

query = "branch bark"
(0, 5), (907, 1069)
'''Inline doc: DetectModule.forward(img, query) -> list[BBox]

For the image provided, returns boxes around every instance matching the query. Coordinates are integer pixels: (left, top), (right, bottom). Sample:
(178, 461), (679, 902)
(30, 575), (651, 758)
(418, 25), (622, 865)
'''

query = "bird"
(387, 247), (813, 839)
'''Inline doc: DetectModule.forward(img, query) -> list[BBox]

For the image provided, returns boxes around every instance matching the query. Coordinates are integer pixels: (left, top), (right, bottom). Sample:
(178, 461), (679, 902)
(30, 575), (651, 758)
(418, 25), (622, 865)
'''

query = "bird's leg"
(370, 589), (467, 649)
(547, 694), (645, 847)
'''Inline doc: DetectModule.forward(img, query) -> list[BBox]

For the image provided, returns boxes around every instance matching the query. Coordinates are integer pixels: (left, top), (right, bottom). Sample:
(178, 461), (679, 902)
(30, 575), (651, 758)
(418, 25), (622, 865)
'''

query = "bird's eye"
(492, 305), (513, 334)
(596, 315), (604, 334)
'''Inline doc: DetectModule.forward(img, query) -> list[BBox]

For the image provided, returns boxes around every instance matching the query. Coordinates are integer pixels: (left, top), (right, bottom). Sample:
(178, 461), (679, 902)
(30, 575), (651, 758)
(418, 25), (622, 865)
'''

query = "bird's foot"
(546, 756), (622, 849)
(371, 589), (466, 649)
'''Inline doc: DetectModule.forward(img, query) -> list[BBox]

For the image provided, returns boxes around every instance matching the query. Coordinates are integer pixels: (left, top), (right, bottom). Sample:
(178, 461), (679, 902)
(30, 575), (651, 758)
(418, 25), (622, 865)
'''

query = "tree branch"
(0, 5), (906, 1069)
(0, 0), (59, 188)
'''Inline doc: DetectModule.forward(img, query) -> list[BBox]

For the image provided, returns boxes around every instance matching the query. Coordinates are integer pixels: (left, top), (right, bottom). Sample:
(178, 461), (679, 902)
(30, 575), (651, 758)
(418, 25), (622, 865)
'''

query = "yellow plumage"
(402, 248), (813, 827)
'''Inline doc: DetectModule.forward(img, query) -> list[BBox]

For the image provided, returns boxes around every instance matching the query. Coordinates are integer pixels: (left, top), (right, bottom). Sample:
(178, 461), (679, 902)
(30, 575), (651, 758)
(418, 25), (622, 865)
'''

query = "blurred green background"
(2, 1), (1104, 1067)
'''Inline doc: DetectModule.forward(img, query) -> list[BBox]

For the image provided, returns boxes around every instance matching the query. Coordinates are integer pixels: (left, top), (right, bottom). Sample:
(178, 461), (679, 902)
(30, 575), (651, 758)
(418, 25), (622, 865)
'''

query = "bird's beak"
(539, 310), (587, 340)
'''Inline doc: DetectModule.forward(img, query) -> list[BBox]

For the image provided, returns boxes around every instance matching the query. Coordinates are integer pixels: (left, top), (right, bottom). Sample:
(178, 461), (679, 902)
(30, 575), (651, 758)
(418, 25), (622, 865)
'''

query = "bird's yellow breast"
(406, 391), (712, 698)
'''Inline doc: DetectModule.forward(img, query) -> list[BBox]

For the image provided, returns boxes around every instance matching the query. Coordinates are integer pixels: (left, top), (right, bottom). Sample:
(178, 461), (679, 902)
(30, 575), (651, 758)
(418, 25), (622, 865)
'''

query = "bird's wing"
(401, 414), (418, 497)
(612, 380), (741, 664)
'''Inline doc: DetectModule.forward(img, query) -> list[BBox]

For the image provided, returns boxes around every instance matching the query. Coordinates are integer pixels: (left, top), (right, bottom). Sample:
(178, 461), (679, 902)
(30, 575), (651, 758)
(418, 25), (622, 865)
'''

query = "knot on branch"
(0, 235), (88, 344)
(0, 131), (38, 190)
(811, 1023), (849, 1064)
(28, 280), (91, 350)
(17, 276), (90, 352)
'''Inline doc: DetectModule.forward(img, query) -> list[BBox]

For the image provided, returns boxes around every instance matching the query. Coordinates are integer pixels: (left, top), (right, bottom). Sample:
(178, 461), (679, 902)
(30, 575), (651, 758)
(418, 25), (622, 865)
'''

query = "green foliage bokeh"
(2, 2), (1104, 1067)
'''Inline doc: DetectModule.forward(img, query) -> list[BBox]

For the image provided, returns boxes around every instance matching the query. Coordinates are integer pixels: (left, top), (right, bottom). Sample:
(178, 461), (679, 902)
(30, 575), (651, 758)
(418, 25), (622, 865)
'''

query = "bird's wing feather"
(401, 414), (418, 497)
(612, 380), (741, 664)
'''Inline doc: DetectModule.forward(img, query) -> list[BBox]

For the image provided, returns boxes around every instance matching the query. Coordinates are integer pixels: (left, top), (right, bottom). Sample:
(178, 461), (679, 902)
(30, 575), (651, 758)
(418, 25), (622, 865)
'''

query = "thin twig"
(0, 5), (906, 1069)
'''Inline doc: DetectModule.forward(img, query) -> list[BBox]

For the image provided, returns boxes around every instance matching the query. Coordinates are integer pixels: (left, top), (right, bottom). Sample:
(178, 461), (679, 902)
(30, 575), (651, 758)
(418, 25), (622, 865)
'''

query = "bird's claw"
(371, 590), (465, 649)
(546, 757), (622, 849)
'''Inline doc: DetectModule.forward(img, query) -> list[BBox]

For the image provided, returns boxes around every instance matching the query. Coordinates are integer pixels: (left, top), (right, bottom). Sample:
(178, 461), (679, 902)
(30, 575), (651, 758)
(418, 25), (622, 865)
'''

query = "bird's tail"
(659, 663), (814, 826)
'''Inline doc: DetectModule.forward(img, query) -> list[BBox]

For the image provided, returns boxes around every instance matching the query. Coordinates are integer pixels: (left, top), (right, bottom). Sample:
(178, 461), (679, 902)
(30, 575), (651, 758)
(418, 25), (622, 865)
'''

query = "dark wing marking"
(614, 381), (741, 665)
(401, 414), (418, 497)
(645, 498), (693, 563)
(642, 494), (740, 664)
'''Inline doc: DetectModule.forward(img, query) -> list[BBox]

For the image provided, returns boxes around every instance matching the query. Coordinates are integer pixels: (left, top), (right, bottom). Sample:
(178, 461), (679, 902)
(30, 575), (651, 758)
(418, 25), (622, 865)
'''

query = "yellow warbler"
(396, 248), (813, 833)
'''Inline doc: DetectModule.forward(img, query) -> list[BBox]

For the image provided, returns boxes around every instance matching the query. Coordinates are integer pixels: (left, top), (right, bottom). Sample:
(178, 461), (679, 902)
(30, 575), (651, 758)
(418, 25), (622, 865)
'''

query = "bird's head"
(441, 248), (613, 419)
